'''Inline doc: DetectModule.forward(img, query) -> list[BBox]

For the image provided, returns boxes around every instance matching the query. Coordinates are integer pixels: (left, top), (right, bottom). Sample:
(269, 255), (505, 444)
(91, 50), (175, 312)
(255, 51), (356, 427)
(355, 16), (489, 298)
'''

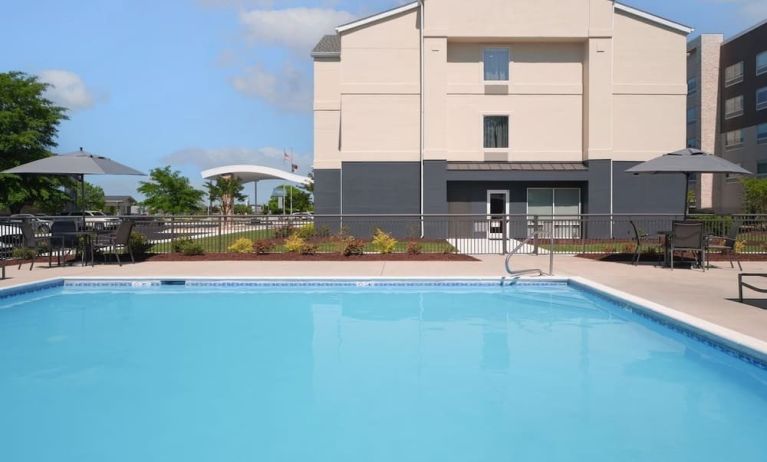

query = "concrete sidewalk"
(2, 255), (766, 342)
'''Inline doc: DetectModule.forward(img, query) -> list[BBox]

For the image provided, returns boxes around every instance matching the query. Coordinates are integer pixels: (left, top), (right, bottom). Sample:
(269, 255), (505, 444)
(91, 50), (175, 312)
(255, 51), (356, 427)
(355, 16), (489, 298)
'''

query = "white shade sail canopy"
(201, 165), (312, 186)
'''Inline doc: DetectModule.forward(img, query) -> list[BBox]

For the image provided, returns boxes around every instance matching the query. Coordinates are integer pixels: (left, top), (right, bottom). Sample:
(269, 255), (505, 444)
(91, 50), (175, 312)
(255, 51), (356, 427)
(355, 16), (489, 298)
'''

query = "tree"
(76, 182), (106, 210)
(206, 176), (246, 216)
(138, 166), (204, 214)
(267, 185), (313, 214)
(741, 177), (767, 213)
(0, 72), (70, 213)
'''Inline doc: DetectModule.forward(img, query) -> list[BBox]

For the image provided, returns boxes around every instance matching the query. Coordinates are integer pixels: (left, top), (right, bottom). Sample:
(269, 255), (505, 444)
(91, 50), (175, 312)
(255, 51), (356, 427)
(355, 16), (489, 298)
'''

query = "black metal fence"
(1, 213), (765, 257)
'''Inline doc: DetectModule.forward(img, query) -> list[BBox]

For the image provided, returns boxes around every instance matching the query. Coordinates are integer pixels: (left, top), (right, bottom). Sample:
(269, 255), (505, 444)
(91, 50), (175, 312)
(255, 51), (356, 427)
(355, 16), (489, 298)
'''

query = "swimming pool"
(0, 278), (765, 461)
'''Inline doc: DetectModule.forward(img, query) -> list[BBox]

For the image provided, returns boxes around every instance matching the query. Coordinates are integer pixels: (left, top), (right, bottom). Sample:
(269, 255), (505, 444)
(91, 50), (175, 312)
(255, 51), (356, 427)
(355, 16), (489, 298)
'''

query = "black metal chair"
(669, 221), (706, 271)
(706, 218), (743, 270)
(630, 220), (660, 266)
(93, 220), (135, 266)
(17, 222), (47, 270)
(49, 220), (79, 267)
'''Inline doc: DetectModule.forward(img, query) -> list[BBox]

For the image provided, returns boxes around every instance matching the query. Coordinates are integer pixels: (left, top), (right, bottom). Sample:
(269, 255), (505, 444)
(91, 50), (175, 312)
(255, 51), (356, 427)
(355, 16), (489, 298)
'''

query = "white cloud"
(164, 146), (310, 173)
(37, 69), (97, 111)
(231, 63), (312, 112)
(239, 7), (354, 52)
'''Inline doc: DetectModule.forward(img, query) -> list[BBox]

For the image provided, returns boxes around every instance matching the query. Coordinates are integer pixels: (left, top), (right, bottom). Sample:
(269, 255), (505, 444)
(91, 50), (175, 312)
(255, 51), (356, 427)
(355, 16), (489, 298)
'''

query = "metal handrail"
(505, 229), (555, 276)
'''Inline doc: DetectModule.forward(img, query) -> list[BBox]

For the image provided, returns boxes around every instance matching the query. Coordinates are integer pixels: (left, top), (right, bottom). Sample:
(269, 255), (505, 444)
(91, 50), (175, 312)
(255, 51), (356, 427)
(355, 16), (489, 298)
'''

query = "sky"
(2, 0), (766, 204)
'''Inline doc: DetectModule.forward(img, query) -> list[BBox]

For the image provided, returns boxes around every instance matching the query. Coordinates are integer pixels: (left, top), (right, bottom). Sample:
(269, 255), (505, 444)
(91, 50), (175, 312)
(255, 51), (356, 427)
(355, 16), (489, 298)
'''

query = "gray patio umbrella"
(3, 148), (145, 220)
(625, 148), (751, 219)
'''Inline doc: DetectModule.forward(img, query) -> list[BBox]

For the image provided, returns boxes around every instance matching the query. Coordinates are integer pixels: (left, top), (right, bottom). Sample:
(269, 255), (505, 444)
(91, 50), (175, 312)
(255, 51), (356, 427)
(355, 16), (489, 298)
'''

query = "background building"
(714, 20), (767, 213)
(313, 0), (692, 234)
(686, 34), (723, 211)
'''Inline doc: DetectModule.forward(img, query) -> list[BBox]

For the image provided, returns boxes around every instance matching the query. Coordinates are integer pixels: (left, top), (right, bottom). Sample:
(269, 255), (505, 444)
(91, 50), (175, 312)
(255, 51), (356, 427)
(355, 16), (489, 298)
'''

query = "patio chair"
(49, 220), (79, 266)
(706, 219), (743, 270)
(630, 220), (660, 266)
(17, 222), (47, 271)
(668, 221), (705, 271)
(93, 220), (135, 266)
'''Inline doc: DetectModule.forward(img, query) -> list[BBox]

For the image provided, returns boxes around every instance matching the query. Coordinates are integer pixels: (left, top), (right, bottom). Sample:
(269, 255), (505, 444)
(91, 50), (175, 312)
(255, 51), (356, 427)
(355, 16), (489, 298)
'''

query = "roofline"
(614, 2), (694, 35)
(336, 2), (419, 34)
(722, 18), (767, 45)
(310, 51), (340, 59)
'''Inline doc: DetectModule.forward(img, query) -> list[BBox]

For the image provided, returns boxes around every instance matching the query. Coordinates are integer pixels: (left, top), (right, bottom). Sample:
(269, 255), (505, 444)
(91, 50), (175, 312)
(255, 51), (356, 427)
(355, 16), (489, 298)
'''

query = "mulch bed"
(576, 253), (767, 262)
(146, 253), (478, 262)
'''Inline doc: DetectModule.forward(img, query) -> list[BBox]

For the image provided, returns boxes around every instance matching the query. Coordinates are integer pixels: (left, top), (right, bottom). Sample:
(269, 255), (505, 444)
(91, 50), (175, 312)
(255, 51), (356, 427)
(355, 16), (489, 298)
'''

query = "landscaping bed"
(146, 253), (477, 262)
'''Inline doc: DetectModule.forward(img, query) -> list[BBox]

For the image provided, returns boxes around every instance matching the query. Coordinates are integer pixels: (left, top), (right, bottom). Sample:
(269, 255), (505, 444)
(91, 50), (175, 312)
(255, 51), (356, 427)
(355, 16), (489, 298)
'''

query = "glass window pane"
(758, 123), (767, 144)
(527, 189), (553, 216)
(484, 116), (508, 148)
(757, 87), (767, 110)
(757, 163), (767, 175)
(484, 48), (509, 81)
(757, 51), (767, 75)
(554, 189), (580, 216)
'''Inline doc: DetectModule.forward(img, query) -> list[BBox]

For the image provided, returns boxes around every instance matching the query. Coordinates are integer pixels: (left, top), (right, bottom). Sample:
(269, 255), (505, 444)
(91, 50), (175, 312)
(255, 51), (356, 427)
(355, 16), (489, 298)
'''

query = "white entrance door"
(486, 190), (509, 240)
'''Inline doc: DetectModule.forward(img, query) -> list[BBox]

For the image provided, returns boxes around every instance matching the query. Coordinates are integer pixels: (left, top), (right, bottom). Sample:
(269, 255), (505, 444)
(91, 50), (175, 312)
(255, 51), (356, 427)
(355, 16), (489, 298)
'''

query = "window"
(687, 107), (698, 125)
(724, 129), (744, 149)
(687, 77), (698, 96)
(483, 48), (509, 82)
(758, 162), (767, 178)
(687, 138), (699, 149)
(725, 95), (744, 119)
(725, 61), (744, 86)
(757, 51), (767, 76)
(483, 116), (508, 149)
(527, 188), (581, 238)
(758, 123), (767, 144)
(757, 87), (767, 111)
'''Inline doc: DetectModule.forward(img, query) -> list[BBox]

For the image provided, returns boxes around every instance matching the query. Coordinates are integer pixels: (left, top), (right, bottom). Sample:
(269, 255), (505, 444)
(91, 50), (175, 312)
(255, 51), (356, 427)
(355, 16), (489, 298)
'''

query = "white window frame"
(482, 47), (511, 83)
(724, 129), (744, 150)
(758, 123), (767, 145)
(486, 189), (509, 240)
(757, 87), (767, 111)
(725, 95), (744, 119)
(724, 61), (744, 87)
(482, 113), (510, 152)
(757, 51), (767, 76)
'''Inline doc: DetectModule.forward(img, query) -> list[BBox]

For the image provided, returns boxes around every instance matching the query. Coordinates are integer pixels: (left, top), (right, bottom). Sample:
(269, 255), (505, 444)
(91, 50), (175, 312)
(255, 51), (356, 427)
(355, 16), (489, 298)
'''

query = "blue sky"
(2, 0), (766, 204)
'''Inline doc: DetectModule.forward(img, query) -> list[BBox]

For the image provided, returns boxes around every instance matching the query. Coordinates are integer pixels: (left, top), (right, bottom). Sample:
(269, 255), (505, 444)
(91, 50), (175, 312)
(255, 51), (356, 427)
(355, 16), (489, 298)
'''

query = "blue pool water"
(0, 281), (766, 462)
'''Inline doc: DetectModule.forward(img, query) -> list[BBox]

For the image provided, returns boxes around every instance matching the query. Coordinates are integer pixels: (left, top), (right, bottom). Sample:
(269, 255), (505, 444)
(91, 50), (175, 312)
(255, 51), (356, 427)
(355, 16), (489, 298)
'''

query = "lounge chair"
(706, 219), (743, 270)
(668, 221), (705, 271)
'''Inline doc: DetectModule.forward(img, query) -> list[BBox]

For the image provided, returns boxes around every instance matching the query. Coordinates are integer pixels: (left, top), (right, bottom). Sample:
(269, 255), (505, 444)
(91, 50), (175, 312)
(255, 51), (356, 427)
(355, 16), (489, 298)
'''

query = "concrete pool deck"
(2, 255), (766, 342)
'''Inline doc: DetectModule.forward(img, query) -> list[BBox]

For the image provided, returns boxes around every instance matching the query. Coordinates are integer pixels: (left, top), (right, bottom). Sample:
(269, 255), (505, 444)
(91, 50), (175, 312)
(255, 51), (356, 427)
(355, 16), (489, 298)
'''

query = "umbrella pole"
(81, 175), (86, 229)
(683, 172), (690, 221)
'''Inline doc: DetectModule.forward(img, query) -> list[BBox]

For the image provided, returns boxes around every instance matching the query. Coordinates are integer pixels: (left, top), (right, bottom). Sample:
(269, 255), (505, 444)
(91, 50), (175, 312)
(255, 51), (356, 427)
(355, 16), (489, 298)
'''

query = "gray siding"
(342, 162), (421, 214)
(612, 161), (686, 214)
(313, 169), (341, 214)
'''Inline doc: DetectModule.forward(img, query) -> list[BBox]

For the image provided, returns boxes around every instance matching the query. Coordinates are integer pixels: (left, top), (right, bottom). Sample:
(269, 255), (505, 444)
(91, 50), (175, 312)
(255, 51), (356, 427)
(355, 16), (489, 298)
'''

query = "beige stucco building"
(312, 0), (692, 227)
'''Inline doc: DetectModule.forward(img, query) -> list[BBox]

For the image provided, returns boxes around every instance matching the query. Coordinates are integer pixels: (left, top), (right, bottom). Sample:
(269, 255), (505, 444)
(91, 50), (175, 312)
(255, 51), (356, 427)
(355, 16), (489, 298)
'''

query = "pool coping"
(2, 275), (766, 367)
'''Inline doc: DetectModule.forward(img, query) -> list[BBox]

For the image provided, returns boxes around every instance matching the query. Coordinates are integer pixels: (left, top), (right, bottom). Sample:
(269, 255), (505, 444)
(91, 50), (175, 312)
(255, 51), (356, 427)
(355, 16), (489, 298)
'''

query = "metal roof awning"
(201, 165), (312, 186)
(447, 162), (588, 172)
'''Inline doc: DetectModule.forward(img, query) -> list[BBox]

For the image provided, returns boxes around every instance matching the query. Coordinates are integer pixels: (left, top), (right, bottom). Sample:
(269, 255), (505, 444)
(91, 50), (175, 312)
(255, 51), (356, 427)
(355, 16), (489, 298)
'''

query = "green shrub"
(295, 223), (315, 239)
(371, 228), (397, 254)
(253, 240), (273, 255)
(315, 225), (331, 238)
(342, 238), (365, 257)
(406, 241), (422, 255)
(129, 232), (152, 256)
(180, 242), (205, 256)
(228, 238), (254, 254)
(12, 247), (37, 260)
(300, 243), (318, 255)
(284, 234), (305, 253)
(735, 240), (746, 254)
(172, 238), (194, 253)
(173, 238), (204, 256)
